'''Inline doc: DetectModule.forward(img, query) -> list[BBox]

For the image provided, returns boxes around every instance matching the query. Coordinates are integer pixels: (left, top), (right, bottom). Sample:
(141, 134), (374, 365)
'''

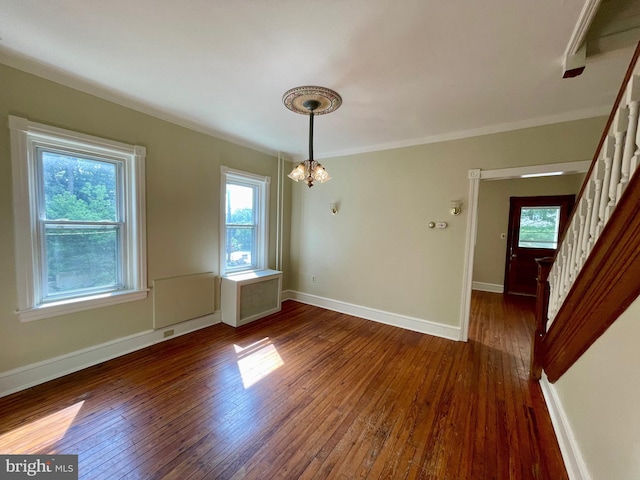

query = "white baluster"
(563, 239), (572, 295)
(632, 136), (640, 180)
(587, 175), (602, 256)
(581, 180), (593, 251)
(606, 107), (628, 218)
(625, 76), (640, 182)
(598, 136), (614, 235)
(554, 254), (563, 299)
(548, 284), (557, 323)
(548, 270), (558, 321)
(627, 75), (640, 178)
(578, 187), (590, 269)
(556, 245), (565, 305)
(568, 219), (580, 281)
(619, 79), (640, 196)
(560, 246), (567, 291)
(569, 235), (576, 284)
(562, 244), (571, 292)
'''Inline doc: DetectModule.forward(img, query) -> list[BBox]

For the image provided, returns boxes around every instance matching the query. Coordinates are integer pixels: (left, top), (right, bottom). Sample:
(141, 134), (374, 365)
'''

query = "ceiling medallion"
(283, 86), (342, 116)
(283, 86), (341, 187)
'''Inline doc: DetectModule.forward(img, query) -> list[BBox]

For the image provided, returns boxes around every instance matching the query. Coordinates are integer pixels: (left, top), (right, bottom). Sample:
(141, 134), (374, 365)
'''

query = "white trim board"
(0, 312), (221, 398)
(481, 161), (591, 181)
(283, 290), (461, 341)
(540, 374), (592, 480)
(472, 282), (504, 293)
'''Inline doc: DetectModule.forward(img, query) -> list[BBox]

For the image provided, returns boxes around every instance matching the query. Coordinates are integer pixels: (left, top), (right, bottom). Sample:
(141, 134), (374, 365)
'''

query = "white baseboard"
(472, 281), (504, 293)
(540, 374), (592, 480)
(0, 312), (221, 398)
(282, 290), (461, 341)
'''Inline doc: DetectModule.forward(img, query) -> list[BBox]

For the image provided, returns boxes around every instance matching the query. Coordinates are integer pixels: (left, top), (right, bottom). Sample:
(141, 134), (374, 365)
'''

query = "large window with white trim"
(9, 116), (147, 321)
(220, 167), (270, 275)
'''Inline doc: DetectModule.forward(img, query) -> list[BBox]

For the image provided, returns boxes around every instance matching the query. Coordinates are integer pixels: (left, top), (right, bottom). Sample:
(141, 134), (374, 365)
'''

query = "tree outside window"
(41, 151), (123, 298)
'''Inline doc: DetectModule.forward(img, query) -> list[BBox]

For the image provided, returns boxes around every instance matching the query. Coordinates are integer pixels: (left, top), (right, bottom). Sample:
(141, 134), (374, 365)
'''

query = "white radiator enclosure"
(221, 269), (283, 327)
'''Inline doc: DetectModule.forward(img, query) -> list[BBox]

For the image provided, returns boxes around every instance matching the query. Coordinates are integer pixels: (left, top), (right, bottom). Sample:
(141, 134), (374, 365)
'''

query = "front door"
(504, 195), (574, 296)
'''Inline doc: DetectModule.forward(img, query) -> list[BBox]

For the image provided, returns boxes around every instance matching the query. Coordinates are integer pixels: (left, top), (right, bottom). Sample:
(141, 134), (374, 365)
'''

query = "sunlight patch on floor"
(0, 400), (84, 453)
(234, 338), (284, 389)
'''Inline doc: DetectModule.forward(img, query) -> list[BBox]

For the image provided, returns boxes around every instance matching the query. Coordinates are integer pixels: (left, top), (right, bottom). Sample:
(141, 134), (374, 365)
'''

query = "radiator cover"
(221, 269), (283, 327)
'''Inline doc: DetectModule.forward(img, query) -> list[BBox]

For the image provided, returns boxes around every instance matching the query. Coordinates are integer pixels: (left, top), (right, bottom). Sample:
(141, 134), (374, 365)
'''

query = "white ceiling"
(0, 0), (636, 160)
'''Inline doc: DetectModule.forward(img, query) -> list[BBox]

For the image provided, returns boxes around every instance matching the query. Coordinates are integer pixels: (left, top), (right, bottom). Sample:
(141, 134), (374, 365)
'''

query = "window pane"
(41, 150), (118, 222)
(45, 225), (120, 297)
(225, 226), (255, 269)
(518, 207), (561, 249)
(225, 184), (255, 225)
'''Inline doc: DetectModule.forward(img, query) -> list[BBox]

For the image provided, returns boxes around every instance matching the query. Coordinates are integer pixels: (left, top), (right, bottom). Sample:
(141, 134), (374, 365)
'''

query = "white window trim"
(9, 115), (148, 322)
(220, 166), (270, 276)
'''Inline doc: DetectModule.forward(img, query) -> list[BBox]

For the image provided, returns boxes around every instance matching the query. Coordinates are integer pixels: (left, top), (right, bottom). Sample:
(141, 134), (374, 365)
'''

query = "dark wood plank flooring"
(0, 292), (567, 479)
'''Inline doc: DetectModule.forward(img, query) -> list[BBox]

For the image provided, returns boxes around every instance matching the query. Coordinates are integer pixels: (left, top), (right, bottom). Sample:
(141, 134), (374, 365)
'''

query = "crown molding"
(311, 106), (610, 161)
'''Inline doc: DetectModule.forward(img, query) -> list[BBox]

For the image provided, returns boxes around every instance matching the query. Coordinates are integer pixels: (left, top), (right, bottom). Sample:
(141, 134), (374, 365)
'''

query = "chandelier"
(283, 86), (342, 187)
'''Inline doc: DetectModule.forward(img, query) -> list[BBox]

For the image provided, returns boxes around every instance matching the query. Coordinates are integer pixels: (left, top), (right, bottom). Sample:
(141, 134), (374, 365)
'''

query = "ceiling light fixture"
(283, 86), (342, 188)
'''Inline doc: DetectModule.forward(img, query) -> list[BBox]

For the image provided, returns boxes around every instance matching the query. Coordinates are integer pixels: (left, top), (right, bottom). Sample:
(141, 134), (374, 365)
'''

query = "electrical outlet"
(163, 329), (174, 338)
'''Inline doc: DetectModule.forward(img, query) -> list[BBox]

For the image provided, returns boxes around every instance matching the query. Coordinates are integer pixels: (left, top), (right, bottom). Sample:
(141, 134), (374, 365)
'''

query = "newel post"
(531, 257), (554, 380)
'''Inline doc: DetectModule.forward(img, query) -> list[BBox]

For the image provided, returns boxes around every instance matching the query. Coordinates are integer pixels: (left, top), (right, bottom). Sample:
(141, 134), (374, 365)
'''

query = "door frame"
(459, 161), (591, 341)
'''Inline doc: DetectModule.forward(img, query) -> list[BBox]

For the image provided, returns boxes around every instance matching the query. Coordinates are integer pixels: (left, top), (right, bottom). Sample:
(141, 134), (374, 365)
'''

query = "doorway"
(503, 195), (574, 296)
(459, 160), (591, 342)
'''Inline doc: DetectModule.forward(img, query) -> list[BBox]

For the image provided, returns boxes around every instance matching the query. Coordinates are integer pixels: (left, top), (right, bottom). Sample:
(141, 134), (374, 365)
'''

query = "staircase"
(532, 41), (640, 383)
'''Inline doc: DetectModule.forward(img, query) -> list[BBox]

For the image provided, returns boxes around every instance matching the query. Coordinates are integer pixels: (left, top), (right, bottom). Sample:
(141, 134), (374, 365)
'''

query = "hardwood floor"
(0, 292), (567, 479)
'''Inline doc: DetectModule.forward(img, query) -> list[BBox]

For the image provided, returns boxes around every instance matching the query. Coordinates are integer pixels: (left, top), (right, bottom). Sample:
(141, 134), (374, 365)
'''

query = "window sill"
(17, 289), (149, 322)
(222, 268), (282, 281)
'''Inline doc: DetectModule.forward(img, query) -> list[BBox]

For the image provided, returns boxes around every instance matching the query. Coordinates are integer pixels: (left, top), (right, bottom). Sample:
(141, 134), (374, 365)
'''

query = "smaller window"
(518, 206), (561, 249)
(220, 167), (270, 275)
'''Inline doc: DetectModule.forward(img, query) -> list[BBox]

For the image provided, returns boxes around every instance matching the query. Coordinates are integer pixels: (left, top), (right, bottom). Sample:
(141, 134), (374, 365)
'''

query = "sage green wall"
(553, 295), (640, 480)
(289, 117), (606, 328)
(473, 174), (585, 288)
(0, 63), (287, 372)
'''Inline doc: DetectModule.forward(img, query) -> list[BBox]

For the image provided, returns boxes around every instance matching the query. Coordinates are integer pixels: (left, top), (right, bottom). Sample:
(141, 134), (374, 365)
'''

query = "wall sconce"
(330, 203), (339, 215)
(450, 200), (462, 216)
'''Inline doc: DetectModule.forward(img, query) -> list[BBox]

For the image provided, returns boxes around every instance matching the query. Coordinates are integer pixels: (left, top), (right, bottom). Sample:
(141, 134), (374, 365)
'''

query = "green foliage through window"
(42, 151), (118, 221)
(518, 207), (561, 249)
(225, 183), (256, 269)
(40, 150), (122, 297)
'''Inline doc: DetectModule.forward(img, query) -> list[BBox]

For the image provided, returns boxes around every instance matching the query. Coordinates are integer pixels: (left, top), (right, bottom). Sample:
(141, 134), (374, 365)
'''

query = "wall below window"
(0, 63), (287, 378)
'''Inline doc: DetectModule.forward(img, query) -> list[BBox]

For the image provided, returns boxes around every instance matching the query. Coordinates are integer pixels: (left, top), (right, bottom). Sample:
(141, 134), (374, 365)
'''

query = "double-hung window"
(220, 167), (270, 275)
(9, 116), (147, 321)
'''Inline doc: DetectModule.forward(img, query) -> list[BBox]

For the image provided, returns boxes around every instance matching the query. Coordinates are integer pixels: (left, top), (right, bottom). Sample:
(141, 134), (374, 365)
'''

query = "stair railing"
(532, 42), (640, 382)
